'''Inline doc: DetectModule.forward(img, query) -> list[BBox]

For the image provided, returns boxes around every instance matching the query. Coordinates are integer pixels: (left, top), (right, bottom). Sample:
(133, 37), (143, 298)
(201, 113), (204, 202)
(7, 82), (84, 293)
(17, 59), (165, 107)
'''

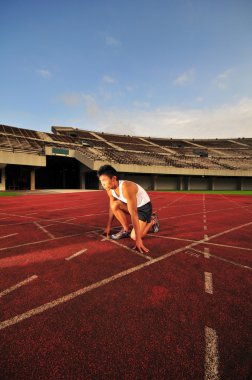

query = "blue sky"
(1, 0), (252, 138)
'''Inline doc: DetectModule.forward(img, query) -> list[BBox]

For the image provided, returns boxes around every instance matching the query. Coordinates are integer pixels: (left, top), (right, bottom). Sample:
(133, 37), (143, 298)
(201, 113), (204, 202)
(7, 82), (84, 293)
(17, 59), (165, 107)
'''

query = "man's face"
(99, 174), (117, 191)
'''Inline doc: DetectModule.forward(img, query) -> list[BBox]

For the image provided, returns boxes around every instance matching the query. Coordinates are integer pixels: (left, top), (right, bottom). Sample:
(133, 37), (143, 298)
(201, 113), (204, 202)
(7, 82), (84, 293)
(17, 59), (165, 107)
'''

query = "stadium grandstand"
(0, 124), (252, 191)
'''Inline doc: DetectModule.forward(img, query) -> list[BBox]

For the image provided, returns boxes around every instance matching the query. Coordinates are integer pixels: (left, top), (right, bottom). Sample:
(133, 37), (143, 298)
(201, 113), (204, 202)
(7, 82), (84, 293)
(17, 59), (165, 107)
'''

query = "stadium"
(1, 123), (252, 379)
(1, 124), (252, 192)
(2, 0), (252, 378)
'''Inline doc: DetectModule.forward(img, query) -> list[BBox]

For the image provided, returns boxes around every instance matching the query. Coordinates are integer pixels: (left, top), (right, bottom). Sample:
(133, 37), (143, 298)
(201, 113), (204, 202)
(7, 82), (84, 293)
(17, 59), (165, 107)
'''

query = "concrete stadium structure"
(0, 124), (252, 191)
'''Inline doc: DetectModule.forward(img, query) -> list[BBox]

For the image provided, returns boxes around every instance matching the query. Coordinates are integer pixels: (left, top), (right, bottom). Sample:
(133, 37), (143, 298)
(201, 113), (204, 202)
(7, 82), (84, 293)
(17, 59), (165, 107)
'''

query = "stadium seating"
(0, 124), (40, 139)
(0, 124), (252, 171)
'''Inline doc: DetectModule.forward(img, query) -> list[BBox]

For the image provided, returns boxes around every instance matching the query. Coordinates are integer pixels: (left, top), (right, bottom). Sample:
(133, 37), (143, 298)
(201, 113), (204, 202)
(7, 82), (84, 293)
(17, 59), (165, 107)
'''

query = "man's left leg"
(130, 220), (152, 240)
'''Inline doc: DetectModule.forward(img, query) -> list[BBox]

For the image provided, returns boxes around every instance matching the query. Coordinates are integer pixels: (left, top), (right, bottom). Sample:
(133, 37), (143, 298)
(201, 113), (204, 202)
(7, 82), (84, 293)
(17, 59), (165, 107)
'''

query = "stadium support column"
(152, 175), (158, 191)
(0, 165), (6, 191)
(187, 176), (191, 191)
(79, 164), (88, 189)
(240, 177), (244, 191)
(211, 176), (215, 190)
(30, 168), (36, 191)
(178, 175), (183, 190)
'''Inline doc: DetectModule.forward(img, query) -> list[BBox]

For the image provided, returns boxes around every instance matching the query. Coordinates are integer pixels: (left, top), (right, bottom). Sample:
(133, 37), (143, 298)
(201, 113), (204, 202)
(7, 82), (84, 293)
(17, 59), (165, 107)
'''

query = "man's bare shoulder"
(122, 180), (137, 196)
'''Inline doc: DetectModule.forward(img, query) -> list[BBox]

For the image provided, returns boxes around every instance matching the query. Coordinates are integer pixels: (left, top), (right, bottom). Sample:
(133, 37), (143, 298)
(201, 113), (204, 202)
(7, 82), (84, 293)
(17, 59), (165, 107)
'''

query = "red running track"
(0, 191), (252, 379)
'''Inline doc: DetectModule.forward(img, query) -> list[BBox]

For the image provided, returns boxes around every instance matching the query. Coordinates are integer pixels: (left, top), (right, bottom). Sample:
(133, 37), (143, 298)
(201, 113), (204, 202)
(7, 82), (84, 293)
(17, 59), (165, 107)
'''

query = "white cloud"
(105, 34), (121, 47)
(196, 96), (204, 103)
(82, 94), (100, 117)
(103, 75), (117, 84)
(99, 87), (112, 101)
(133, 101), (150, 108)
(215, 68), (234, 89)
(37, 69), (52, 78)
(174, 69), (194, 86)
(59, 93), (82, 107)
(84, 98), (252, 139)
(58, 92), (100, 118)
(126, 85), (136, 92)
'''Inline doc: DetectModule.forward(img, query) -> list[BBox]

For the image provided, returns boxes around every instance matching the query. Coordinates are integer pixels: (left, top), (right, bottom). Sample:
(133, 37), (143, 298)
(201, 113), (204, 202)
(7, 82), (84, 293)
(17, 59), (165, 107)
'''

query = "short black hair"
(97, 165), (118, 179)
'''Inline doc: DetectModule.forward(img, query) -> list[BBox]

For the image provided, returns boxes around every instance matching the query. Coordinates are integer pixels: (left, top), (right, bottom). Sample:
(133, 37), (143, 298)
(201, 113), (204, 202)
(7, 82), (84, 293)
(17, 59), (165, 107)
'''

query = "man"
(97, 165), (159, 254)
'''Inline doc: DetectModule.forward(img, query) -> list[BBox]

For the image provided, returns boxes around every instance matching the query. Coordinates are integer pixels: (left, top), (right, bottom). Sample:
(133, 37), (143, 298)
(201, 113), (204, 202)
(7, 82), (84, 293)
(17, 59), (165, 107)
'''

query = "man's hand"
(103, 227), (111, 238)
(133, 238), (149, 253)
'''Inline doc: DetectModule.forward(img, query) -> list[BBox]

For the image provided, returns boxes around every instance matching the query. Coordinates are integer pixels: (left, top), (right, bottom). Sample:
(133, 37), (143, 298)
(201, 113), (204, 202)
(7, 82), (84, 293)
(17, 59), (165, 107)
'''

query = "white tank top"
(111, 180), (150, 208)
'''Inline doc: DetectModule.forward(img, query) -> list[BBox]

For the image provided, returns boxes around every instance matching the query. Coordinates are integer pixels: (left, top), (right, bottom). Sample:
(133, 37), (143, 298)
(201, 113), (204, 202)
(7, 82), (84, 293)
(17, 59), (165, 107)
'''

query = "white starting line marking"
(204, 247), (210, 259)
(65, 249), (87, 261)
(205, 272), (213, 294)
(0, 241), (201, 331)
(205, 326), (219, 380)
(34, 222), (55, 239)
(0, 275), (38, 298)
(0, 233), (18, 239)
(204, 234), (209, 240)
(95, 233), (152, 261)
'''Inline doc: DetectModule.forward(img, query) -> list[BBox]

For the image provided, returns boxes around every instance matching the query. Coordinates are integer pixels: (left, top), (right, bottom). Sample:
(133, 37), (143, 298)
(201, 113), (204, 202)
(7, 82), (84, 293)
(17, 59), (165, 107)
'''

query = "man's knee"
(130, 230), (136, 240)
(111, 200), (121, 212)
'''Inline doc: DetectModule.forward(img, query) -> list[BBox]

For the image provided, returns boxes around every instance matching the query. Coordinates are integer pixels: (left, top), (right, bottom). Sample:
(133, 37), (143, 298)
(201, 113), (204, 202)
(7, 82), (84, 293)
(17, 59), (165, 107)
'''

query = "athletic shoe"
(151, 213), (160, 233)
(111, 229), (131, 240)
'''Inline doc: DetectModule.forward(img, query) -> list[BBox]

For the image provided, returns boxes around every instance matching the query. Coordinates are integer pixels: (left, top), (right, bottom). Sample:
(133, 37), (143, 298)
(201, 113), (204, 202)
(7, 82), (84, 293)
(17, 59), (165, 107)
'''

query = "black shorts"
(137, 201), (152, 223)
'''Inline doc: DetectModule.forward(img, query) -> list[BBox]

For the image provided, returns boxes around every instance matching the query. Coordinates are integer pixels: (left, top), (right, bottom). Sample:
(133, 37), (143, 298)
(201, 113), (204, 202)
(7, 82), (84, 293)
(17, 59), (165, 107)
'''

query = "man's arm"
(123, 182), (149, 253)
(104, 190), (115, 236)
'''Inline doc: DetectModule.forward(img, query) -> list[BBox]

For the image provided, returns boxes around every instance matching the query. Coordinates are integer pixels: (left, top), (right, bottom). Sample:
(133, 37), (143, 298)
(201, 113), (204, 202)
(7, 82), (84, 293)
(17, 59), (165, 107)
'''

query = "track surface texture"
(0, 191), (251, 380)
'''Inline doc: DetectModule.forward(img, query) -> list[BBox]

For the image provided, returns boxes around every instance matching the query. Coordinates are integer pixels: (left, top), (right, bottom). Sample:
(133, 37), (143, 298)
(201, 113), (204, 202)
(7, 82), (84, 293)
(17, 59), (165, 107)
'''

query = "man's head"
(97, 165), (118, 190)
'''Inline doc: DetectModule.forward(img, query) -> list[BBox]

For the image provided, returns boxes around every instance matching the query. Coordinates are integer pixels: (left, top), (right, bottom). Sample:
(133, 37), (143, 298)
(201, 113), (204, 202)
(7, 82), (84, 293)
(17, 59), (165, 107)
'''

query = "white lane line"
(94, 233), (152, 261)
(63, 218), (76, 222)
(149, 234), (196, 242)
(205, 326), (219, 380)
(159, 205), (242, 221)
(0, 233), (83, 252)
(204, 234), (209, 240)
(66, 212), (108, 220)
(207, 221), (252, 241)
(191, 247), (252, 271)
(0, 233), (18, 239)
(156, 195), (187, 212)
(204, 226), (208, 231)
(150, 229), (252, 251)
(65, 249), (87, 261)
(204, 272), (213, 294)
(0, 275), (38, 298)
(204, 247), (210, 259)
(34, 222), (55, 239)
(0, 240), (205, 331)
(205, 241), (252, 251)
(0, 212), (104, 229)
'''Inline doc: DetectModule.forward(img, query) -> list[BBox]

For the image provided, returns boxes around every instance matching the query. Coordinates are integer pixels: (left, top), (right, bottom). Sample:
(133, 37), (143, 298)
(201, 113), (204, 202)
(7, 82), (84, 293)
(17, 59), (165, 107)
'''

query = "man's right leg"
(110, 200), (131, 239)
